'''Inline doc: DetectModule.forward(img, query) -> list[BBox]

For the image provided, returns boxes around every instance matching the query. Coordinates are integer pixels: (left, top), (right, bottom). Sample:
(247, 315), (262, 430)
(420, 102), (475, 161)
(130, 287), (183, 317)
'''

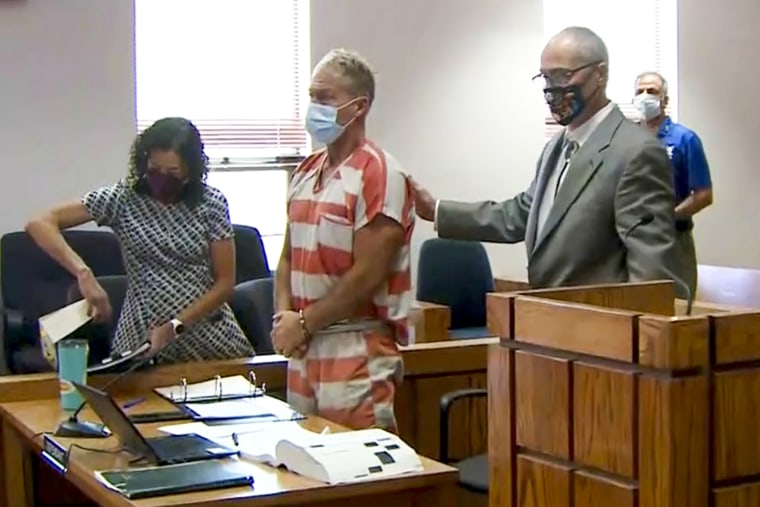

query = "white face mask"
(633, 93), (662, 121)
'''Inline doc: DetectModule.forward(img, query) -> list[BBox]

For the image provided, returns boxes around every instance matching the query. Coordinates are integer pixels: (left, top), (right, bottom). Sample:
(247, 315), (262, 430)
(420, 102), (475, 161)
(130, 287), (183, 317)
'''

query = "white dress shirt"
(535, 101), (616, 236)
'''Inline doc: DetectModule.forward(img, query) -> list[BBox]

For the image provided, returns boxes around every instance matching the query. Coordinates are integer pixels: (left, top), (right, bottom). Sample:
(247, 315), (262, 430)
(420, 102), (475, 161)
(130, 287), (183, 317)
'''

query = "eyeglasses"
(532, 61), (602, 87)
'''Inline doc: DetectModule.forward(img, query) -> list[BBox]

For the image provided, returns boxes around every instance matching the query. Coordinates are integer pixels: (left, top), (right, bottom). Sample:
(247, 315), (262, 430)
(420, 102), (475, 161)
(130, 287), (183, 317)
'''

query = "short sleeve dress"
(82, 181), (254, 364)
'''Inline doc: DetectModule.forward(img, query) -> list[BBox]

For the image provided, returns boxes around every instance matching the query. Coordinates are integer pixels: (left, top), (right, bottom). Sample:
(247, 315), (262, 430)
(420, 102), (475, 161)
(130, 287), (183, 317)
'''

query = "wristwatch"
(169, 318), (185, 337)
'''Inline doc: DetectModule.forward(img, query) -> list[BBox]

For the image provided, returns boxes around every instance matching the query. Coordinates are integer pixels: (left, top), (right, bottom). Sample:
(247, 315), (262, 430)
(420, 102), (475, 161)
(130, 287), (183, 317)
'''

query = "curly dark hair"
(127, 117), (209, 207)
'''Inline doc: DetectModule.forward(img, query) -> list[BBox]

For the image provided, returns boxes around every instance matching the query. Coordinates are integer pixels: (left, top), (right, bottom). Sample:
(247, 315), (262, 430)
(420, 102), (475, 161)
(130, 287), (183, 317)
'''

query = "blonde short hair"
(316, 48), (376, 105)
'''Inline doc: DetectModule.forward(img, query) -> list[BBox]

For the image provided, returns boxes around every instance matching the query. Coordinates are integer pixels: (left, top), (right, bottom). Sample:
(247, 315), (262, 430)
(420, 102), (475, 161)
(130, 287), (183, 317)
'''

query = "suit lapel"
(532, 107), (625, 255)
(526, 133), (564, 253)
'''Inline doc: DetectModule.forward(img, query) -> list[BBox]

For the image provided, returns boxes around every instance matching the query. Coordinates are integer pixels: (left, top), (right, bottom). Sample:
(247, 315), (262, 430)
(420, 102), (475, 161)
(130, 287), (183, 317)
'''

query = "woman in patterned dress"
(25, 117), (254, 363)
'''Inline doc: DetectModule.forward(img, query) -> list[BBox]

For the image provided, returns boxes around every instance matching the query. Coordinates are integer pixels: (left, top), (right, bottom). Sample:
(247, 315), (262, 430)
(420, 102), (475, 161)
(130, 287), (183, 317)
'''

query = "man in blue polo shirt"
(633, 71), (713, 297)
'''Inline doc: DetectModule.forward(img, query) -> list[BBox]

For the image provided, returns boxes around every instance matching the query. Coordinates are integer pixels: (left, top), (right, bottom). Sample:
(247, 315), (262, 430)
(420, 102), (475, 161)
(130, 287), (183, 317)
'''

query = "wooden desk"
(0, 395), (458, 507)
(0, 340), (491, 506)
(409, 301), (451, 343)
(492, 277), (530, 293)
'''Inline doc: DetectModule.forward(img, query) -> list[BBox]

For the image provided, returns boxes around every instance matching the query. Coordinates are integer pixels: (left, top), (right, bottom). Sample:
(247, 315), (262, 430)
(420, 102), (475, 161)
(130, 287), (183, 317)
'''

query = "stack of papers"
(245, 427), (424, 484)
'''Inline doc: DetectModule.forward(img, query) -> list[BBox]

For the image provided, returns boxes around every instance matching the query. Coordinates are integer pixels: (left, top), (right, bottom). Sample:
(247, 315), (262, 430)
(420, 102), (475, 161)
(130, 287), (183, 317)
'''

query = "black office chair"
(232, 224), (271, 283)
(440, 388), (489, 495)
(417, 238), (494, 339)
(0, 230), (125, 373)
(230, 277), (276, 354)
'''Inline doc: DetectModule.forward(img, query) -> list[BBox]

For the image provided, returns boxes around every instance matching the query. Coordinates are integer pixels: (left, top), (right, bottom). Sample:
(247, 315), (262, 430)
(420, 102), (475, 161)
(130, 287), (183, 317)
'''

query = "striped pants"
(286, 329), (403, 431)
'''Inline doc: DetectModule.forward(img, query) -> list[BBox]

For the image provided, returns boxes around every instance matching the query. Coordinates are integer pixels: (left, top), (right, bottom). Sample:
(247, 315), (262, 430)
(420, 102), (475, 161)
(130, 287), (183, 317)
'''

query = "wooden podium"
(486, 280), (760, 507)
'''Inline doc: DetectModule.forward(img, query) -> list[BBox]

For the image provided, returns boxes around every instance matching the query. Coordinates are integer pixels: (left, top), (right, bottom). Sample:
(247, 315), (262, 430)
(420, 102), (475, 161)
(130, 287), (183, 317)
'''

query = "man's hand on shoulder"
(409, 177), (436, 222)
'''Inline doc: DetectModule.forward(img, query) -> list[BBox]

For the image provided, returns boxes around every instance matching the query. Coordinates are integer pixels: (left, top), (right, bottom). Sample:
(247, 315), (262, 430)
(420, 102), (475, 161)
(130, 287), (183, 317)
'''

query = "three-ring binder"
(157, 370), (267, 404)
(153, 370), (303, 423)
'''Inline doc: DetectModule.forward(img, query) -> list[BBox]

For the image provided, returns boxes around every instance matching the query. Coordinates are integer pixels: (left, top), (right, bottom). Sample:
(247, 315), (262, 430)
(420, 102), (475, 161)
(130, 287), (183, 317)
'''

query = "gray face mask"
(633, 93), (662, 121)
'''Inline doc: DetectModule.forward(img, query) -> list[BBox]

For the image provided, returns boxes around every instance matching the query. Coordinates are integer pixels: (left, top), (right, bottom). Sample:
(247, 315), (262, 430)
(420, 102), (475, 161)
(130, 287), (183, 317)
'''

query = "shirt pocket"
(317, 212), (354, 257)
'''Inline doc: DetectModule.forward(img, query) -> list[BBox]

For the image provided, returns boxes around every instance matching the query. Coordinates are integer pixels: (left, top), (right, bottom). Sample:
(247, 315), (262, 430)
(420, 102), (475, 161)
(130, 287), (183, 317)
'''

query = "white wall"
(0, 0), (136, 233)
(0, 0), (135, 372)
(311, 0), (760, 274)
(310, 0), (545, 280)
(0, 0), (757, 278)
(679, 0), (760, 268)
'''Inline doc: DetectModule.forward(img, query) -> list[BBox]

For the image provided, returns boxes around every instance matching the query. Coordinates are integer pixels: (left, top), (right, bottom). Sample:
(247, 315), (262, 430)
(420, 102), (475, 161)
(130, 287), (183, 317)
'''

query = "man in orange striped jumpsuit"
(271, 49), (415, 431)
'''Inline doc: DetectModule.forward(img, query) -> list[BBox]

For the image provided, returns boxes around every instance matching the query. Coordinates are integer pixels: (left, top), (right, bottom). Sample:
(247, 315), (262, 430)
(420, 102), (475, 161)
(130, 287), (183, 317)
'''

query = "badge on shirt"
(666, 145), (674, 159)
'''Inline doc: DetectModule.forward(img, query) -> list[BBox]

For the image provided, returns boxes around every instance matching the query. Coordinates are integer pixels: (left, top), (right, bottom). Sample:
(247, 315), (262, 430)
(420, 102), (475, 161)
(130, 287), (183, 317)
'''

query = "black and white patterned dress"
(82, 181), (254, 363)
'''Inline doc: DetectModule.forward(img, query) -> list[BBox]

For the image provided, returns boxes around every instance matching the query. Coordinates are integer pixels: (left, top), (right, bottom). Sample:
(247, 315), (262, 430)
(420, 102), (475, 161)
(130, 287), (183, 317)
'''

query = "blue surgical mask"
(304, 98), (362, 145)
(633, 93), (662, 121)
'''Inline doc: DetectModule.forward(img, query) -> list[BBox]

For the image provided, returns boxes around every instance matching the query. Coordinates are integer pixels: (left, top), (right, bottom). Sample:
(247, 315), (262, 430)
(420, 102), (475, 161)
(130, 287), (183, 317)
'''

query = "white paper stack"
(167, 423), (424, 485)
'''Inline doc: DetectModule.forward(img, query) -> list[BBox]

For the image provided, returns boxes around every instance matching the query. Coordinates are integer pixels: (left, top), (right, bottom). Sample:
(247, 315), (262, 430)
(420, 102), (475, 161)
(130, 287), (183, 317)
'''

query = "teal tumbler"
(57, 339), (89, 411)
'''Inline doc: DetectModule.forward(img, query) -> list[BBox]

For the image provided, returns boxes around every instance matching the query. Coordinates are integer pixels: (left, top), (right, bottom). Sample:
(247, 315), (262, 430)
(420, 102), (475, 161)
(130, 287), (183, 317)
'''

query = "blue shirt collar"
(657, 116), (673, 138)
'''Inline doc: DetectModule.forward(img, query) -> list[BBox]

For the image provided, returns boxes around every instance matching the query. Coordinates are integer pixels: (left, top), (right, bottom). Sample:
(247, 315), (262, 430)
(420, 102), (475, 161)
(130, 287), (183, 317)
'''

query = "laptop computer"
(72, 382), (239, 465)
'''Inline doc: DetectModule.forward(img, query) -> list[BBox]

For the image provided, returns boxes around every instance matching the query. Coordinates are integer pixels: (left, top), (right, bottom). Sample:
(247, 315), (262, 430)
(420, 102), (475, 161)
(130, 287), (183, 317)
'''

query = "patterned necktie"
(553, 140), (579, 197)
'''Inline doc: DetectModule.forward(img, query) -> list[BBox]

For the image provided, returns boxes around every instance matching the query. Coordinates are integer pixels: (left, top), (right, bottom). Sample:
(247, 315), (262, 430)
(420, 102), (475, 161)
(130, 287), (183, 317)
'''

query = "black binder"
(87, 341), (152, 374)
(97, 460), (254, 499)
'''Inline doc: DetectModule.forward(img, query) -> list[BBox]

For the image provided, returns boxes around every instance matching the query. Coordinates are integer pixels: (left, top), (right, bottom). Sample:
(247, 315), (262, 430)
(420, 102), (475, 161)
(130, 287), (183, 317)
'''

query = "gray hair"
(557, 26), (609, 65)
(316, 48), (376, 105)
(635, 71), (669, 96)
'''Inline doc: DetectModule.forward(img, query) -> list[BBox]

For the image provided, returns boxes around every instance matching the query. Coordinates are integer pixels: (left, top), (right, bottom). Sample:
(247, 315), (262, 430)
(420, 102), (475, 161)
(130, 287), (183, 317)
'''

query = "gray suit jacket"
(437, 106), (680, 289)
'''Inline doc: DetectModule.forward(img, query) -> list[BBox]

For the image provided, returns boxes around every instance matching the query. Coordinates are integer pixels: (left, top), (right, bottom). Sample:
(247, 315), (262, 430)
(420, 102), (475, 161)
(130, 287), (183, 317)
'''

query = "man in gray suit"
(412, 27), (682, 292)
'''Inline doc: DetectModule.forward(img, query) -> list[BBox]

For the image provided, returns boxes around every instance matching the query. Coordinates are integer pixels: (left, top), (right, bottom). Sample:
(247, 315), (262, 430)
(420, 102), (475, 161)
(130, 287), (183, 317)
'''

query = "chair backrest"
(66, 275), (128, 364)
(232, 224), (270, 284)
(0, 230), (125, 332)
(230, 277), (275, 354)
(415, 238), (494, 329)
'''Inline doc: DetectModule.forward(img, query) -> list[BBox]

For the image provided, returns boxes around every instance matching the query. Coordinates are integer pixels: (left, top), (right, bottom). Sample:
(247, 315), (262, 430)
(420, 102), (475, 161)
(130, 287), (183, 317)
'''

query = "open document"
(159, 420), (315, 463)
(190, 424), (423, 485)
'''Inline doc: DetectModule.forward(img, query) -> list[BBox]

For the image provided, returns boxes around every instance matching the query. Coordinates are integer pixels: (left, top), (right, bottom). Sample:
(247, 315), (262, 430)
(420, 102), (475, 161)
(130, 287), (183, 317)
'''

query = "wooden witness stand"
(486, 280), (760, 507)
(0, 338), (491, 507)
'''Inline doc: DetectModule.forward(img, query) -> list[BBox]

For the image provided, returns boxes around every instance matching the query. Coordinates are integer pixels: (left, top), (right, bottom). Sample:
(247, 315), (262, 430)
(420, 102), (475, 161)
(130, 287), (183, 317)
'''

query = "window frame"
(133, 0), (312, 163)
(205, 157), (303, 263)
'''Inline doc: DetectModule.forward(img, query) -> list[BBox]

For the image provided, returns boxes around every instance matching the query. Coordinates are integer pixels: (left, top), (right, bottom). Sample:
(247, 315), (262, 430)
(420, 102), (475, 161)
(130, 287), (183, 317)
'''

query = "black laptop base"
(145, 434), (238, 466)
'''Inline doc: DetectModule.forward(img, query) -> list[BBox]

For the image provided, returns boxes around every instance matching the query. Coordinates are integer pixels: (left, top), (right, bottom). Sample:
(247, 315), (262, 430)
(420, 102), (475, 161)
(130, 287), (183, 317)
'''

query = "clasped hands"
(271, 310), (309, 359)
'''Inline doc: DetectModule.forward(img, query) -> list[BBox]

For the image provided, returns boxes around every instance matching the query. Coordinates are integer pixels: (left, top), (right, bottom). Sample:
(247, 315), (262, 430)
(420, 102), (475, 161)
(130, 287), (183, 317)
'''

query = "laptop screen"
(72, 381), (157, 461)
